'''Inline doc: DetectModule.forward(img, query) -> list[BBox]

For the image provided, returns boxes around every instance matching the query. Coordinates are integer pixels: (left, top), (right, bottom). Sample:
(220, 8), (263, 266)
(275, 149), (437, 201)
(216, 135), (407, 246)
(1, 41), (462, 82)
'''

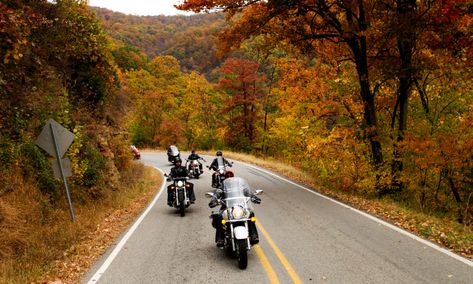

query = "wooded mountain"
(92, 7), (225, 75)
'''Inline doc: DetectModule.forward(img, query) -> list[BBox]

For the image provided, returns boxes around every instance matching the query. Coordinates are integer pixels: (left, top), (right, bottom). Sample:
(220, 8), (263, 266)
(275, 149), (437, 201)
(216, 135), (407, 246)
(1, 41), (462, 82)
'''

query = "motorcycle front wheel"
(180, 202), (185, 217)
(237, 239), (248, 269)
(177, 191), (185, 217)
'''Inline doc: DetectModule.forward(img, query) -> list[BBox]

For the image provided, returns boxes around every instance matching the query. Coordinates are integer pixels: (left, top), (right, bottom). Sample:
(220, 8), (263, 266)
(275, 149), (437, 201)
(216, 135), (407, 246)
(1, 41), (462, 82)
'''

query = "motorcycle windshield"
(216, 156), (225, 170)
(168, 146), (179, 156)
(222, 177), (253, 210)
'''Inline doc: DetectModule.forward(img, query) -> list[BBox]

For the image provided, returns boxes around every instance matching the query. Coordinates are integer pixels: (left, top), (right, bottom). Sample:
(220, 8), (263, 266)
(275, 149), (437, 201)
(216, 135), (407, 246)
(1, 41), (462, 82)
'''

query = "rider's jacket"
(169, 166), (188, 178)
(187, 153), (202, 160)
(209, 156), (231, 171)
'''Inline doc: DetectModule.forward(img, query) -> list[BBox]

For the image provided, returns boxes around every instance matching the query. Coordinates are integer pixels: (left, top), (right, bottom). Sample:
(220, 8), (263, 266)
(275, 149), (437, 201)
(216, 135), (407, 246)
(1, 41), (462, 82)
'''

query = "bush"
(20, 142), (59, 199)
(81, 144), (106, 187)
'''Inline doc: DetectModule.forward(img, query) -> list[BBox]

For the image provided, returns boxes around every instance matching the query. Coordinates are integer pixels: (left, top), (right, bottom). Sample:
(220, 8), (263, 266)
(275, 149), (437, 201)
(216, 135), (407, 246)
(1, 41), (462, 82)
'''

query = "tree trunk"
(390, 0), (417, 193)
(347, 37), (383, 169)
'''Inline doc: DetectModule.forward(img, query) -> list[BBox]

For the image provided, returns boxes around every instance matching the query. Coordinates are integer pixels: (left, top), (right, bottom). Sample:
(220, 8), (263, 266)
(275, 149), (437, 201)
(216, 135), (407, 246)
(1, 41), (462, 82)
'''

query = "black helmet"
(191, 150), (195, 154)
(216, 150), (222, 156)
(175, 158), (182, 164)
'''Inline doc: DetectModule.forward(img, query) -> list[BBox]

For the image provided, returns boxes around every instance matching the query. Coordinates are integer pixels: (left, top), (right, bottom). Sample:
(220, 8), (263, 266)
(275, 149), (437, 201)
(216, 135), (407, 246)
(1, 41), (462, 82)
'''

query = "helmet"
(216, 150), (222, 156)
(191, 150), (195, 154)
(224, 171), (234, 178)
(175, 158), (182, 165)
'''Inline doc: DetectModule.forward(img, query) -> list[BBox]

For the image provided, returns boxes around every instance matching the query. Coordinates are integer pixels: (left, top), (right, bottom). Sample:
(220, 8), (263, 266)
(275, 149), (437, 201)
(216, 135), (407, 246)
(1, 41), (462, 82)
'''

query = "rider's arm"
(168, 167), (175, 178)
(209, 159), (217, 170)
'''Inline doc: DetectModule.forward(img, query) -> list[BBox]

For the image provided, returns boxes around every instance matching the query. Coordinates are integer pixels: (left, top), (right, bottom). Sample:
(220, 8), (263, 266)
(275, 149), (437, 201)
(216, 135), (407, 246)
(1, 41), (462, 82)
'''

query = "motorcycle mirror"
(255, 189), (264, 195)
(205, 192), (215, 198)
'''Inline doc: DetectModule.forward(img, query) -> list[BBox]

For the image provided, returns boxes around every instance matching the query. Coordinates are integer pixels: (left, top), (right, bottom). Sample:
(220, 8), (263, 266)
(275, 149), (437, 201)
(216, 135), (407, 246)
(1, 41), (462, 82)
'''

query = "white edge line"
(238, 161), (473, 267)
(86, 167), (166, 284)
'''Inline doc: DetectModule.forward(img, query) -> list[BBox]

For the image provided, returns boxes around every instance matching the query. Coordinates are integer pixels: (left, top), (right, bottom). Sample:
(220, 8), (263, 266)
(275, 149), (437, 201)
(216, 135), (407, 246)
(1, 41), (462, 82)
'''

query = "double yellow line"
(253, 221), (303, 284)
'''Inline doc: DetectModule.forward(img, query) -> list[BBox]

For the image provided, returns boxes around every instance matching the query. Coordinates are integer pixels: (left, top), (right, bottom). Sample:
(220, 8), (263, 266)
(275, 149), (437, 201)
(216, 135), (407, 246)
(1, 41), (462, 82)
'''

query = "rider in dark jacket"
(167, 159), (196, 206)
(187, 150), (204, 173)
(209, 151), (232, 188)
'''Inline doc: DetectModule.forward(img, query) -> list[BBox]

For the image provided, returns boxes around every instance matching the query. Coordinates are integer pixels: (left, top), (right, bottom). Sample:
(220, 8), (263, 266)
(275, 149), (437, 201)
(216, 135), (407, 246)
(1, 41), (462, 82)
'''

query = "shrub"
(20, 142), (59, 199)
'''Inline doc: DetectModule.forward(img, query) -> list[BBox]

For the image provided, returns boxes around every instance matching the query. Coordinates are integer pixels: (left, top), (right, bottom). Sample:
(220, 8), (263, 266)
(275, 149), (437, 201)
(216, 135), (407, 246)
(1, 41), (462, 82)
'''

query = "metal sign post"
(36, 119), (76, 222)
(50, 122), (75, 222)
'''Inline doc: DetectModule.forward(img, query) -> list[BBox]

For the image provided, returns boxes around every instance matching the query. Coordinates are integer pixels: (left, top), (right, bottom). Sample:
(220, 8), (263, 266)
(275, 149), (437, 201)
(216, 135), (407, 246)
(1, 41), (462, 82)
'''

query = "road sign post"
(50, 122), (75, 222)
(36, 119), (76, 222)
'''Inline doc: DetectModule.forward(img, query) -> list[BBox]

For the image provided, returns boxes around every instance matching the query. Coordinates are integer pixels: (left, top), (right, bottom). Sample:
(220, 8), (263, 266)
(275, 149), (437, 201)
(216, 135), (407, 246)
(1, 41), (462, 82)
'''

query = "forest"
(0, 0), (472, 282)
(106, 0), (472, 224)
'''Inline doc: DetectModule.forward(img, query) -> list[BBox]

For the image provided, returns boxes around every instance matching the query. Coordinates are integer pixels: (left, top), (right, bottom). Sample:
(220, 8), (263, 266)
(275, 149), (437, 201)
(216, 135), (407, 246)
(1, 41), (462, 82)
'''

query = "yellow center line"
(257, 221), (303, 284)
(254, 245), (280, 284)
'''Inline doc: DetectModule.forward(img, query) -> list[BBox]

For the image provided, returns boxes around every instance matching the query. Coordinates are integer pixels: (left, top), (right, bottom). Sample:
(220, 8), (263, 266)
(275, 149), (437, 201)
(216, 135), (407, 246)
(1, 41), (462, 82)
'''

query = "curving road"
(82, 151), (473, 283)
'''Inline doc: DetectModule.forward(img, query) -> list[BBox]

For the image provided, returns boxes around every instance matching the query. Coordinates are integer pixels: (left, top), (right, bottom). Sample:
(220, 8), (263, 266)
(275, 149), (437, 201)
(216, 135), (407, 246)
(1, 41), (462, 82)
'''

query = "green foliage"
(0, 139), (15, 169)
(81, 144), (106, 187)
(20, 142), (59, 199)
(112, 45), (148, 71)
(130, 121), (155, 147)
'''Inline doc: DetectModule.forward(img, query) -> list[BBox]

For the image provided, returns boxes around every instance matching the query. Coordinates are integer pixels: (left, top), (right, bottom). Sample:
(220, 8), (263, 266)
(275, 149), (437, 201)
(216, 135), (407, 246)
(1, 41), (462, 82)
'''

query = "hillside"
(92, 7), (225, 75)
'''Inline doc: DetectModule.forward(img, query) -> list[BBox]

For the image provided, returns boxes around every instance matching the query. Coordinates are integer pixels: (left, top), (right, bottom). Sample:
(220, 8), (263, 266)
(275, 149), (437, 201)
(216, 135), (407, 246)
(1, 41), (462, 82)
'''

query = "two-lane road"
(83, 151), (473, 283)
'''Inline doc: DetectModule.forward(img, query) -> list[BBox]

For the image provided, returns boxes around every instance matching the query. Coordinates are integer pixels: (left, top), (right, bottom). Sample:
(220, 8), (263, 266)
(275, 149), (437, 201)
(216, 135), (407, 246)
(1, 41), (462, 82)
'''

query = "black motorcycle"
(206, 177), (263, 269)
(165, 174), (193, 217)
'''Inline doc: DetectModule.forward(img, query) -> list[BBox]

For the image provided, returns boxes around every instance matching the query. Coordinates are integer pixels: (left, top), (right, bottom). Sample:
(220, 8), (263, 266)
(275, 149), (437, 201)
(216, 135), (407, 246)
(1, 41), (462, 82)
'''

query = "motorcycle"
(165, 174), (193, 217)
(206, 177), (263, 269)
(186, 157), (205, 179)
(167, 145), (180, 165)
(208, 156), (233, 189)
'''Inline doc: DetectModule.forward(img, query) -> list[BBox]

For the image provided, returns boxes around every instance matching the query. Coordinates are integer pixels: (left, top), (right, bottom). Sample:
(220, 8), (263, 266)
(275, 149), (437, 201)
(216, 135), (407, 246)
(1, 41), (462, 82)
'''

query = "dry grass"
(0, 164), (161, 284)
(220, 151), (473, 260)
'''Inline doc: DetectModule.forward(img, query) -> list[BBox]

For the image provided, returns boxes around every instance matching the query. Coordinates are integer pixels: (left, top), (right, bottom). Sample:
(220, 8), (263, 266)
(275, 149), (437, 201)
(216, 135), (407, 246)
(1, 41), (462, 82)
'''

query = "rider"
(209, 176), (260, 247)
(208, 150), (232, 188)
(167, 158), (196, 206)
(187, 150), (204, 174)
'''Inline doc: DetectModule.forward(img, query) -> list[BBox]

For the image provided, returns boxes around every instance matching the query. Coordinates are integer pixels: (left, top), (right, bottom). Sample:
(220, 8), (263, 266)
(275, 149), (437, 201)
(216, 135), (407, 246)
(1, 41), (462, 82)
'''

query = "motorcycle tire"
(178, 191), (185, 217)
(180, 202), (185, 217)
(237, 239), (248, 269)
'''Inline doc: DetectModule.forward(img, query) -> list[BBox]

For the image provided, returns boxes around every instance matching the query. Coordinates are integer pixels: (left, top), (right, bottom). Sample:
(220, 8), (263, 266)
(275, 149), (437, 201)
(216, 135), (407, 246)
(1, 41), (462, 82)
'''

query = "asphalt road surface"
(83, 151), (473, 283)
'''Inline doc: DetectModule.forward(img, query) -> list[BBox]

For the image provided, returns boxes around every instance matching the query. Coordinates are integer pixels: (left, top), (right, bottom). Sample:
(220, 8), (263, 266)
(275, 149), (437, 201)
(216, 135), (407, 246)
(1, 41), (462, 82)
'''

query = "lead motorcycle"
(206, 177), (263, 269)
(165, 174), (193, 217)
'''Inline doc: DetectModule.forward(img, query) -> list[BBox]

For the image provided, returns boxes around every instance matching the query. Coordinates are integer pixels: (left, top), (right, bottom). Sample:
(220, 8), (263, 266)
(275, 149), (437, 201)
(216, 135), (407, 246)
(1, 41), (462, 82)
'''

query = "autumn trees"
(123, 55), (226, 149)
(0, 0), (126, 198)
(171, 0), (473, 221)
(218, 58), (265, 150)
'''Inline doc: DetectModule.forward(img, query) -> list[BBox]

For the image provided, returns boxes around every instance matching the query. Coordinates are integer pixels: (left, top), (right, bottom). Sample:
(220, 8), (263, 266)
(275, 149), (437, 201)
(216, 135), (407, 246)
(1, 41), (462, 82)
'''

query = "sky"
(88, 0), (193, 16)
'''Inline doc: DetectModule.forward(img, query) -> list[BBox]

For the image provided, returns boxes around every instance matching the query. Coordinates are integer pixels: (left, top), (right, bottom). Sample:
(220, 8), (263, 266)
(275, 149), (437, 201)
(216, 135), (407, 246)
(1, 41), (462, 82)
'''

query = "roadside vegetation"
(222, 151), (473, 259)
(0, 1), (160, 282)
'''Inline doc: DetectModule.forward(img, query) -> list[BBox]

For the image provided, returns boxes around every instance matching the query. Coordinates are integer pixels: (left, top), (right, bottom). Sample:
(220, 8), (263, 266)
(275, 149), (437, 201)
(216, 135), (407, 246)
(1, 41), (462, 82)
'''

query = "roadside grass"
(220, 151), (473, 260)
(0, 163), (161, 284)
